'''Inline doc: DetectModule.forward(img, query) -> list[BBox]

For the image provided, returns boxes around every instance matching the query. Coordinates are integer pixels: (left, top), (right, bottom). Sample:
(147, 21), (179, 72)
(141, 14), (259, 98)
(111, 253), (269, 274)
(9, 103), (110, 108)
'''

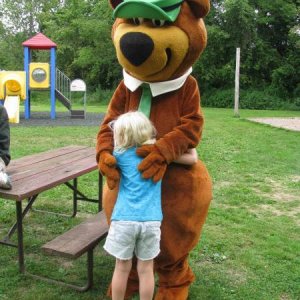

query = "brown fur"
(96, 1), (212, 299)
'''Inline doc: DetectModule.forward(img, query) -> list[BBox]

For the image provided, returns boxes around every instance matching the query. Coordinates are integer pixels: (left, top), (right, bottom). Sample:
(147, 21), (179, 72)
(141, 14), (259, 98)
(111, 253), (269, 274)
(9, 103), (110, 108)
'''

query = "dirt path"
(247, 117), (300, 132)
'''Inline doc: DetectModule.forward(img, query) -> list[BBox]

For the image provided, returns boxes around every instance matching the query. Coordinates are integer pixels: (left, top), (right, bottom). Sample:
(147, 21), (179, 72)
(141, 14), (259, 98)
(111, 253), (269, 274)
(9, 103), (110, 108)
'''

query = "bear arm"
(155, 79), (203, 164)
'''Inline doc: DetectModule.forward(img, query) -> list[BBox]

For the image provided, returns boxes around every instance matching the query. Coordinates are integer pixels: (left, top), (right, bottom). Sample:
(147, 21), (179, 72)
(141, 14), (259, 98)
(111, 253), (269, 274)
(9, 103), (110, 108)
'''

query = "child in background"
(103, 111), (197, 300)
(0, 106), (12, 190)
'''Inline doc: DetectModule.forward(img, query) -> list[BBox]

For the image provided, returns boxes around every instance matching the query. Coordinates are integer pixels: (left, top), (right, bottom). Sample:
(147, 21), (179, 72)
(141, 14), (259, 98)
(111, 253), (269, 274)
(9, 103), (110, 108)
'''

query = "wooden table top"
(0, 145), (98, 201)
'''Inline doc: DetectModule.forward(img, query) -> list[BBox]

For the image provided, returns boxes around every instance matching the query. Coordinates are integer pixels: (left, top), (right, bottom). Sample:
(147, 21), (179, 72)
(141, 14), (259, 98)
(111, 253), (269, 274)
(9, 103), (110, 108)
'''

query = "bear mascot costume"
(96, 0), (212, 299)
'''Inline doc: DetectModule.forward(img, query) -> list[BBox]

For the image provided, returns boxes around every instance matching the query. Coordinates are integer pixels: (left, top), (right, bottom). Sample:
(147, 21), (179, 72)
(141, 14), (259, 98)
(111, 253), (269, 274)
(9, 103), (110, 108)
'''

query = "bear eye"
(132, 17), (144, 25)
(151, 19), (166, 27)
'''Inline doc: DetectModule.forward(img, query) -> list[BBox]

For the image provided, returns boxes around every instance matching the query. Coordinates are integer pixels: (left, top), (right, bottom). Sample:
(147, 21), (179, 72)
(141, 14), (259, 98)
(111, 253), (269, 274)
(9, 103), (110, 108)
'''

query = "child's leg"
(137, 259), (154, 300)
(112, 258), (132, 300)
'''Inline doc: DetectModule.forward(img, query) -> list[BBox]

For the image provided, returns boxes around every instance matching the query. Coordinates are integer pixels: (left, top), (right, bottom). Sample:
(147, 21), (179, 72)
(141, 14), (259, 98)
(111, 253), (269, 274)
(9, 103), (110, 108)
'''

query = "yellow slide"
(0, 71), (26, 124)
(4, 95), (20, 123)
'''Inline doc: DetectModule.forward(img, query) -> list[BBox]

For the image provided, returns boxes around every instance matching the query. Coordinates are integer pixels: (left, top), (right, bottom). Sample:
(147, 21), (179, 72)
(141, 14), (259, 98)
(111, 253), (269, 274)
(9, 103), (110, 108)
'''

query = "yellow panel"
(0, 71), (26, 100)
(29, 63), (50, 89)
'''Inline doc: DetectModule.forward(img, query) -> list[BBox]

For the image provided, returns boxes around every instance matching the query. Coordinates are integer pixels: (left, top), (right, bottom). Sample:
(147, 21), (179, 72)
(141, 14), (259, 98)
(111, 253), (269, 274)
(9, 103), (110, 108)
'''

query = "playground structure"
(0, 33), (86, 123)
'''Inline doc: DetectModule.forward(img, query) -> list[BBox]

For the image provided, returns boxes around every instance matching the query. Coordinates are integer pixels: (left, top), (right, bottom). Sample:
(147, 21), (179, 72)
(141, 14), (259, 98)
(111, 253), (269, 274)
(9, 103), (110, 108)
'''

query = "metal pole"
(234, 47), (240, 117)
(50, 47), (56, 119)
(16, 201), (25, 273)
(72, 178), (78, 217)
(24, 47), (30, 119)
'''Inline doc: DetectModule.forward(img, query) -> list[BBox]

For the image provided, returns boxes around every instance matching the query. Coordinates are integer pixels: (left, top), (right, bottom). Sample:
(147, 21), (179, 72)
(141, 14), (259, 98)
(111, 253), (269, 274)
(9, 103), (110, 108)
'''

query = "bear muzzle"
(120, 32), (155, 66)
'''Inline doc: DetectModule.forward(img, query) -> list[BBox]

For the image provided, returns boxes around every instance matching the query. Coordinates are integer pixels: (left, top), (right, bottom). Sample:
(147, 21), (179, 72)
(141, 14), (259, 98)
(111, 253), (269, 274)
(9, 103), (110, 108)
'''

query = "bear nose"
(120, 32), (154, 66)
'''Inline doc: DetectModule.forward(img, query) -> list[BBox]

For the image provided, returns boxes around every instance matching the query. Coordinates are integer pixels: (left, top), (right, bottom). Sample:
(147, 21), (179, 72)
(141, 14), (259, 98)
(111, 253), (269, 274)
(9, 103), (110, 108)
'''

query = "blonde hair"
(112, 111), (156, 152)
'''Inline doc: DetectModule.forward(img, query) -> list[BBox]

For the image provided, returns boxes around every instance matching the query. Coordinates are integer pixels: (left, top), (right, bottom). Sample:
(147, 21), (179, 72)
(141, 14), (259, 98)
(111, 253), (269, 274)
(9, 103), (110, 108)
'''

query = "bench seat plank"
(42, 211), (109, 259)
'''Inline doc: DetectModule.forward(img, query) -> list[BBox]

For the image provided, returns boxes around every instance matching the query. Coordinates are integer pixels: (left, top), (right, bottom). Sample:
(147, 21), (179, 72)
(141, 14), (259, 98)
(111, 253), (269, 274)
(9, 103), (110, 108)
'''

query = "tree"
(223, 0), (256, 50)
(0, 0), (61, 36)
(40, 0), (121, 90)
(0, 0), (62, 70)
(249, 0), (298, 56)
(197, 0), (299, 107)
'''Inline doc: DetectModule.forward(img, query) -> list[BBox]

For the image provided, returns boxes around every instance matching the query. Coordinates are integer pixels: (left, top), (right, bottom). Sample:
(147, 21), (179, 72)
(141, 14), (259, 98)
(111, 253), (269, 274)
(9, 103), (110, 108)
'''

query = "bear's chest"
(125, 88), (184, 139)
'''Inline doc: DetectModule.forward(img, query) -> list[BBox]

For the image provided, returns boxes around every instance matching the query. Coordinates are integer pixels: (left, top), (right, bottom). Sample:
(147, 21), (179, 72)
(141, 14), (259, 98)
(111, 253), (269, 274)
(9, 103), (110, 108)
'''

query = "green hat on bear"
(113, 0), (183, 22)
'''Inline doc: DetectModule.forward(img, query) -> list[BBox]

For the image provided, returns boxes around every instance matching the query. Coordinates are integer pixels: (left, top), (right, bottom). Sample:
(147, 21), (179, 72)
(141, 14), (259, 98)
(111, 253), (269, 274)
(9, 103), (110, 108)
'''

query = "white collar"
(123, 67), (192, 97)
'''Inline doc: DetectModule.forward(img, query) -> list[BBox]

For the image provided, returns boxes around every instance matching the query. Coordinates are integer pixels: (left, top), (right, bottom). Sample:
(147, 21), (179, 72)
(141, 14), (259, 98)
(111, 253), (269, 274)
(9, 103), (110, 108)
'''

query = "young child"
(103, 111), (197, 300)
(0, 106), (12, 190)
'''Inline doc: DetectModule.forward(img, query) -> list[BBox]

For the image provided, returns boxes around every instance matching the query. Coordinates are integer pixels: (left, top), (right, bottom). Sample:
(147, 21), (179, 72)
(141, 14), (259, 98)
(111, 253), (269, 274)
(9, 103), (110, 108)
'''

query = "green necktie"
(138, 83), (152, 118)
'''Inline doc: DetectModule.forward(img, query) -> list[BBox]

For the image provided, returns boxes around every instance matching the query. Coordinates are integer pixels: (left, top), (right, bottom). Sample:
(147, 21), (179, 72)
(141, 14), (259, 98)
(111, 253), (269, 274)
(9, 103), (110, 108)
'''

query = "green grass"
(19, 102), (108, 113)
(21, 90), (109, 113)
(0, 107), (299, 300)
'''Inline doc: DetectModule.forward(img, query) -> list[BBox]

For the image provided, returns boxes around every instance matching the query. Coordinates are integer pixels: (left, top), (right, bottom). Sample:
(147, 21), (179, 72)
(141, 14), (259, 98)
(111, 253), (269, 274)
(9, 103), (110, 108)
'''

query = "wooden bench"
(0, 146), (103, 274)
(39, 210), (109, 291)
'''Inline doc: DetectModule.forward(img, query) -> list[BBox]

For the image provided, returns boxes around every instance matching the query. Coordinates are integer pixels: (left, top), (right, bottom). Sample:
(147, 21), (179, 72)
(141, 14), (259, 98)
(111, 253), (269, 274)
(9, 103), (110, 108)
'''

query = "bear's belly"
(102, 160), (212, 224)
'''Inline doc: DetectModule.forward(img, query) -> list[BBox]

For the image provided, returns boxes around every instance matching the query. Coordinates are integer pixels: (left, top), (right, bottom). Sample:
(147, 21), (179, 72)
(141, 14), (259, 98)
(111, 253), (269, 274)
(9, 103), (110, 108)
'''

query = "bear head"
(109, 0), (210, 82)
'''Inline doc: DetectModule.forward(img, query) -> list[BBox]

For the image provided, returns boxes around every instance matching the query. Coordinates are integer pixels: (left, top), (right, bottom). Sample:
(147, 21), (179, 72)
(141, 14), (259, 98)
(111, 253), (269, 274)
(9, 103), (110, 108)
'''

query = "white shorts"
(103, 220), (161, 261)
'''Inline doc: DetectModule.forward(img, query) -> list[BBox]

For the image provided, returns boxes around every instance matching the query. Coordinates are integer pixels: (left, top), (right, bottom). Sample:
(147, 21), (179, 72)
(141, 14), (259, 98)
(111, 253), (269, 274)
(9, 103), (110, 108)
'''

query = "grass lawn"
(19, 102), (108, 114)
(0, 107), (299, 300)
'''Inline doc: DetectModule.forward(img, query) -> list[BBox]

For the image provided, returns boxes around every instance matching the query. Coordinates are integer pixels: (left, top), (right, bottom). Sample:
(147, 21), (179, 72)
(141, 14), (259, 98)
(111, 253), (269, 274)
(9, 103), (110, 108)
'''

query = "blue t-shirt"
(111, 147), (162, 222)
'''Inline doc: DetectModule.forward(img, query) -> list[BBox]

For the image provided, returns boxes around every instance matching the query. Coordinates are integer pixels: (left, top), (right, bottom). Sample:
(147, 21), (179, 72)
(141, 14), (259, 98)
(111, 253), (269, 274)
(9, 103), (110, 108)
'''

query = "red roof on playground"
(22, 33), (57, 49)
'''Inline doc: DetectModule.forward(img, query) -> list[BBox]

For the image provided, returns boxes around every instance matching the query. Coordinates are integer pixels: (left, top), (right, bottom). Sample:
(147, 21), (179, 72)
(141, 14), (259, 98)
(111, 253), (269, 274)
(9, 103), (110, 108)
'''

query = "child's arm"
(174, 148), (198, 165)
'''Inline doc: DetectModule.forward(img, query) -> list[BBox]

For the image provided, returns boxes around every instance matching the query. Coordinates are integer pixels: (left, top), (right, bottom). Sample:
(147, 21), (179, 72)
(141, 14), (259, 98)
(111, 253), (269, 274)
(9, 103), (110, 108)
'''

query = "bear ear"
(186, 0), (210, 18)
(109, 0), (123, 9)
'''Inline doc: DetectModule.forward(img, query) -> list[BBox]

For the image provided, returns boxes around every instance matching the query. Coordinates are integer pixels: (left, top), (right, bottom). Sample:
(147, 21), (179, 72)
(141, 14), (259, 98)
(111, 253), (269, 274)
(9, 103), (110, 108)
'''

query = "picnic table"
(0, 145), (102, 274)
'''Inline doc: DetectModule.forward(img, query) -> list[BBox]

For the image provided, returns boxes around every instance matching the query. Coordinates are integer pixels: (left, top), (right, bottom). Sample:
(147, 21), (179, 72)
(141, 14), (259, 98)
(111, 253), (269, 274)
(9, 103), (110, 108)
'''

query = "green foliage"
(29, 89), (114, 107)
(202, 88), (234, 108)
(202, 0), (299, 108)
(0, 0), (299, 109)
(40, 0), (121, 90)
(271, 64), (299, 98)
(223, 0), (256, 49)
(88, 88), (114, 105)
(239, 89), (283, 110)
(0, 32), (26, 70)
(202, 88), (300, 110)
(194, 25), (233, 90)
(0, 0), (60, 35)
